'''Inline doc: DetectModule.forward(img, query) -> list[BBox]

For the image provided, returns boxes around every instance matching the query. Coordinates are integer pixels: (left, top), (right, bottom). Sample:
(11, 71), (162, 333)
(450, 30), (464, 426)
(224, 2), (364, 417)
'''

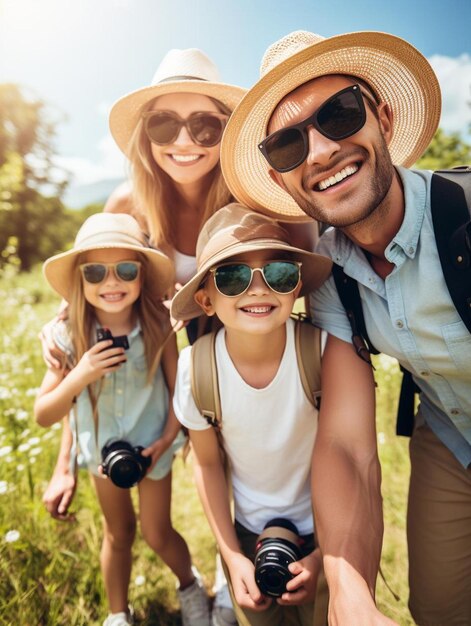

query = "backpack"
(332, 167), (471, 436)
(189, 316), (322, 431)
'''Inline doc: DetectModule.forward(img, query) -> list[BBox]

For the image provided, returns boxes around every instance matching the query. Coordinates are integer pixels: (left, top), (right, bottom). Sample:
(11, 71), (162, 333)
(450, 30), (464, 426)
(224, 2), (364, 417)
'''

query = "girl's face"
(81, 248), (141, 318)
(195, 251), (302, 336)
(148, 93), (224, 187)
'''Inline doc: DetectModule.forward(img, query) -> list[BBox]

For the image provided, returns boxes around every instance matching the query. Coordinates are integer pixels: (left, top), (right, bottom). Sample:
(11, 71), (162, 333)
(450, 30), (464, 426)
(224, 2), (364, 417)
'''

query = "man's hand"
(42, 467), (77, 522)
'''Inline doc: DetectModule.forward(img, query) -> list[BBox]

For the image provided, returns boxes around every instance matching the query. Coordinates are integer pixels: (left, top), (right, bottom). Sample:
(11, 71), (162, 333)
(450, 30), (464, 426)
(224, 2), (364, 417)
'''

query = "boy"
(171, 203), (335, 626)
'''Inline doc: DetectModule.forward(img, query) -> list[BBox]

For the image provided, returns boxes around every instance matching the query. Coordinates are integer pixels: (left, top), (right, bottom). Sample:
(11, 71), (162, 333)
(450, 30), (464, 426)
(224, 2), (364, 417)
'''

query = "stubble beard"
(287, 136), (395, 229)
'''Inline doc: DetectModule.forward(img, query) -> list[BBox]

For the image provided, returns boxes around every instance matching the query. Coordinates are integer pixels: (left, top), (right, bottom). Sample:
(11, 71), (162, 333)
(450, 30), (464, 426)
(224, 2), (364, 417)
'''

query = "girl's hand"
(277, 547), (322, 606)
(226, 553), (272, 612)
(75, 340), (127, 385)
(142, 435), (172, 471)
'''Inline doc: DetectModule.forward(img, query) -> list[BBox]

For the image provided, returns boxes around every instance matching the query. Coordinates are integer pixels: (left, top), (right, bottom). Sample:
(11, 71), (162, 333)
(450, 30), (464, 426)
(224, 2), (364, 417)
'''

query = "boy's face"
(194, 250), (302, 336)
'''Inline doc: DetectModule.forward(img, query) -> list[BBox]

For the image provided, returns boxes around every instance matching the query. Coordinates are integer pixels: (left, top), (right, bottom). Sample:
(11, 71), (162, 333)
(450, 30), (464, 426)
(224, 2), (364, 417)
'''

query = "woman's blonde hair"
(68, 252), (171, 417)
(127, 96), (233, 248)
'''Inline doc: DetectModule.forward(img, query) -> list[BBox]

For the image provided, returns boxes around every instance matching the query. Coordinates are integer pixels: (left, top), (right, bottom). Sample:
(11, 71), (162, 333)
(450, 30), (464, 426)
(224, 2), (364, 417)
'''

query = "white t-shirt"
(173, 318), (318, 535)
(170, 248), (197, 285)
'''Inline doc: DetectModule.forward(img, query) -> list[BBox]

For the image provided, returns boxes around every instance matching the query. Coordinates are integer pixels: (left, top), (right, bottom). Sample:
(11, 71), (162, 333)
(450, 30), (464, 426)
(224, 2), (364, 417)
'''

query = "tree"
(416, 127), (471, 170)
(0, 83), (74, 271)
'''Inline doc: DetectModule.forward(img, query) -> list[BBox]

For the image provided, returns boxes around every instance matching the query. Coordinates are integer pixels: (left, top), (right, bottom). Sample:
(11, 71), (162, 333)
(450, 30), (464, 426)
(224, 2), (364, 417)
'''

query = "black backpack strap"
(431, 168), (471, 332)
(332, 263), (379, 365)
(332, 264), (418, 436)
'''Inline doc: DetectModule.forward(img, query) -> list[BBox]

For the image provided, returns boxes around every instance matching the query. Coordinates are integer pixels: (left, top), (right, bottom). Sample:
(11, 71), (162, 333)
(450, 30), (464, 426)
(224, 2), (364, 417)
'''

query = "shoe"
(103, 605), (134, 626)
(178, 566), (211, 626)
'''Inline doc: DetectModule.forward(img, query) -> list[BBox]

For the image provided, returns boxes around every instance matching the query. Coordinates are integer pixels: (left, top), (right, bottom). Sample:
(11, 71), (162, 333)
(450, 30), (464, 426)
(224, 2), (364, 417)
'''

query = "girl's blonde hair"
(128, 96), (233, 248)
(68, 252), (171, 416)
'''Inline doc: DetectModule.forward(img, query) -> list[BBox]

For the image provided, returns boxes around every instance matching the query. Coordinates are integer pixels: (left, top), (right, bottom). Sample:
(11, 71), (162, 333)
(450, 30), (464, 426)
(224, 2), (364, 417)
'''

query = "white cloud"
(429, 53), (471, 140)
(58, 134), (127, 186)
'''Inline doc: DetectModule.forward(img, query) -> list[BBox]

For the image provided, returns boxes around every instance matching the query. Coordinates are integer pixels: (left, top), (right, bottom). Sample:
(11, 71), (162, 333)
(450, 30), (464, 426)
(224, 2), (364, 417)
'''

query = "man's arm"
(312, 334), (398, 625)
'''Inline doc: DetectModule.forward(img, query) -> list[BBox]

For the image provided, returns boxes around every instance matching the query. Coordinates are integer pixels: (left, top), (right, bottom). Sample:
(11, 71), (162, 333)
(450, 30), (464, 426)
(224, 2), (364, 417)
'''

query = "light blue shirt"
(311, 167), (471, 467)
(53, 321), (184, 479)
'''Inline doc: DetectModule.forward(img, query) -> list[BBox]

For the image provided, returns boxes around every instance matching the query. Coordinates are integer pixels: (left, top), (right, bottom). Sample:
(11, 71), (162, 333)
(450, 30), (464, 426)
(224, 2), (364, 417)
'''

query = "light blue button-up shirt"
(311, 167), (471, 467)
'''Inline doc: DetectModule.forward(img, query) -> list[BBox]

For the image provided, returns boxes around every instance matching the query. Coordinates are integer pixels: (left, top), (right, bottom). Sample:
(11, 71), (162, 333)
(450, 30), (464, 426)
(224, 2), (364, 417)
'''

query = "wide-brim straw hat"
(44, 213), (175, 302)
(110, 48), (247, 156)
(221, 30), (442, 222)
(171, 203), (332, 320)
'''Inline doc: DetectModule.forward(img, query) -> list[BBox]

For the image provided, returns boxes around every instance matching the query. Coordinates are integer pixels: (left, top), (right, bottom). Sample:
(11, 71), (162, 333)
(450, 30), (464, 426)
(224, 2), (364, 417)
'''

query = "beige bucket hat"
(43, 213), (175, 301)
(221, 30), (442, 221)
(171, 203), (332, 320)
(109, 48), (247, 156)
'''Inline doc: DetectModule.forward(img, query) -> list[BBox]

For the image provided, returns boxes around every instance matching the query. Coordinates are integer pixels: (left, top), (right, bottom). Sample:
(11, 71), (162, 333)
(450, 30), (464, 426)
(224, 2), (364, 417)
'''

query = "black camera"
(96, 327), (129, 350)
(101, 439), (151, 488)
(254, 518), (303, 597)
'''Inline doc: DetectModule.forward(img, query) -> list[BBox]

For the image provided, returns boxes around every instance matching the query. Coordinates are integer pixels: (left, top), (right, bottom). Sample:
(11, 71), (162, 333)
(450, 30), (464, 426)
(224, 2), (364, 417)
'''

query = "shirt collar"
(385, 166), (428, 260)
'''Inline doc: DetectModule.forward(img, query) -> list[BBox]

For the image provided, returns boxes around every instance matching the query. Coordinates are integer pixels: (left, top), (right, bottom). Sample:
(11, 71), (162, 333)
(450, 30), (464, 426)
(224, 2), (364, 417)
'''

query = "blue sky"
(1, 0), (470, 189)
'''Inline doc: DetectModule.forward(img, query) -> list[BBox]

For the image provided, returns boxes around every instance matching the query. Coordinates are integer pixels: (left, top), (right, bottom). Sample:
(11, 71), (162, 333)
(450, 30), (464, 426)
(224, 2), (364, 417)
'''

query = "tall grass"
(0, 265), (413, 625)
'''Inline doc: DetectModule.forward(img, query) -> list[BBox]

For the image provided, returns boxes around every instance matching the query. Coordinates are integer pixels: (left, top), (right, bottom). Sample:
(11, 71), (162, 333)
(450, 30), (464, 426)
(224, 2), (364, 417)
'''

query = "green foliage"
(416, 127), (471, 170)
(0, 83), (79, 271)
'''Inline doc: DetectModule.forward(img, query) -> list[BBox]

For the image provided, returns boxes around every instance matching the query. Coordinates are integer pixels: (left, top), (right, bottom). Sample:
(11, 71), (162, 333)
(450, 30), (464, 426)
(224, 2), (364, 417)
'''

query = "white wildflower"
(0, 446), (13, 457)
(4, 530), (20, 543)
(134, 575), (146, 586)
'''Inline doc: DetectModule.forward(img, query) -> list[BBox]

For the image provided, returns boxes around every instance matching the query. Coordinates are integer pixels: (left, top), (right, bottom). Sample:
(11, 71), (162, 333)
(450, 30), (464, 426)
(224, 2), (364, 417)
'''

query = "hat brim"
(110, 80), (247, 156)
(221, 31), (441, 221)
(44, 244), (175, 302)
(171, 239), (332, 320)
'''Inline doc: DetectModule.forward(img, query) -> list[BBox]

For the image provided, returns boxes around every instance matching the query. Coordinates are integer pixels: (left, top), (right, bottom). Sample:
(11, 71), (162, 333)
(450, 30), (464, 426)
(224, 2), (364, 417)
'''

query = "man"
(221, 30), (471, 626)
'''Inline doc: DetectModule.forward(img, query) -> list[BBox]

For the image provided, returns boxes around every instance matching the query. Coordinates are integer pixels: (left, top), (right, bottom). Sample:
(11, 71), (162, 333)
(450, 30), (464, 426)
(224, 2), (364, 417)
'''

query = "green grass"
(0, 266), (414, 625)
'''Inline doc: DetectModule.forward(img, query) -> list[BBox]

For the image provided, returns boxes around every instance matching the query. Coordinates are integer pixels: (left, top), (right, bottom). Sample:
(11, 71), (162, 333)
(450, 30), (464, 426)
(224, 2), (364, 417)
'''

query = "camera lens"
(101, 440), (150, 489)
(254, 518), (302, 598)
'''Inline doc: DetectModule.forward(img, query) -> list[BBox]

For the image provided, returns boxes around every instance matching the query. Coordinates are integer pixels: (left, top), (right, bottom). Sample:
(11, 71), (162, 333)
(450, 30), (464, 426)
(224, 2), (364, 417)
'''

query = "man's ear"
(194, 289), (216, 316)
(377, 101), (393, 145)
(268, 167), (289, 193)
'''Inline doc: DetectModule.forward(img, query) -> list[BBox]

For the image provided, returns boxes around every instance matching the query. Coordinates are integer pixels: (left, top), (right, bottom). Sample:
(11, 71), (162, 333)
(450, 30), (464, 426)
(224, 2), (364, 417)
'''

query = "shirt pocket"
(441, 320), (471, 370)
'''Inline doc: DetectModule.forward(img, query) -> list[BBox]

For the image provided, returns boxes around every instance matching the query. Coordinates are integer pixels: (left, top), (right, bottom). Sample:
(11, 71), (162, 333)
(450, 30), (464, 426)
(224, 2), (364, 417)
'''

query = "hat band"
(158, 75), (209, 83)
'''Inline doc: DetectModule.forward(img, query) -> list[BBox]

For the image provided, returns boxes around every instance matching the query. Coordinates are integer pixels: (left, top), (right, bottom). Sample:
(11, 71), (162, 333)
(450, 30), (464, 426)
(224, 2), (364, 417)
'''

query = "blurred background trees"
(0, 84), (99, 271)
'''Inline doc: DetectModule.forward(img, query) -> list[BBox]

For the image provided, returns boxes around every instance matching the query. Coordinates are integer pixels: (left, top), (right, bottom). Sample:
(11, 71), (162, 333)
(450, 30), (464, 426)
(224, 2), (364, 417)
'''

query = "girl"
(35, 212), (211, 626)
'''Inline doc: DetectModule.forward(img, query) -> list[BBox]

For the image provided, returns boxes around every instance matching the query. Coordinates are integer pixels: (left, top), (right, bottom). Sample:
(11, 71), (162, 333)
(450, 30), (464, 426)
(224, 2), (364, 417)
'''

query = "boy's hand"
(75, 341), (126, 385)
(226, 553), (272, 612)
(277, 548), (322, 606)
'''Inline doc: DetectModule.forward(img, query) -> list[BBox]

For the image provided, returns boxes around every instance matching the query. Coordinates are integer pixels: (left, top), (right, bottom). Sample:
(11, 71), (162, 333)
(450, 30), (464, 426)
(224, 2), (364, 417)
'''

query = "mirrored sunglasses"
(258, 84), (368, 173)
(79, 261), (141, 284)
(142, 110), (229, 147)
(210, 261), (301, 297)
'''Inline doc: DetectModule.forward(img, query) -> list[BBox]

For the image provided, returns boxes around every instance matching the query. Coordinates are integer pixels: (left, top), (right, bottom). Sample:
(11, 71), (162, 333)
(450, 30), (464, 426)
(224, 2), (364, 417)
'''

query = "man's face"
(267, 75), (395, 228)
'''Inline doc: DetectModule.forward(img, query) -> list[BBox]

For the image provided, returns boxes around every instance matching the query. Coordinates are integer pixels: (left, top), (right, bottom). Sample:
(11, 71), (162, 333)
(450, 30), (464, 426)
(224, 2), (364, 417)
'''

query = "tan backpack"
(190, 317), (322, 430)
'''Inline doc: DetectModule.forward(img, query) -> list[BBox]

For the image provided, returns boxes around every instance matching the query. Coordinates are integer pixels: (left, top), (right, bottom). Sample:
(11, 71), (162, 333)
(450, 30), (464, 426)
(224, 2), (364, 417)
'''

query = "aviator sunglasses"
(209, 261), (301, 297)
(258, 84), (370, 173)
(142, 110), (229, 147)
(79, 261), (141, 284)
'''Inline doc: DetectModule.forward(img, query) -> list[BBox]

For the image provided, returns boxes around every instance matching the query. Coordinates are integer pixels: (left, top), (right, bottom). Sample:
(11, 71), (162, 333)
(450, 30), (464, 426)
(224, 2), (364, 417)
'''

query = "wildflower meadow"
(0, 261), (414, 625)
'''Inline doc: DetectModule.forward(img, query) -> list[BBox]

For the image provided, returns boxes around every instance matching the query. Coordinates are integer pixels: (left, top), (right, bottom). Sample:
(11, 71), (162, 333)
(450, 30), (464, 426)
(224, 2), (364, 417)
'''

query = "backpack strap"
(190, 331), (222, 429)
(332, 263), (379, 363)
(294, 318), (322, 409)
(332, 263), (417, 436)
(431, 167), (471, 332)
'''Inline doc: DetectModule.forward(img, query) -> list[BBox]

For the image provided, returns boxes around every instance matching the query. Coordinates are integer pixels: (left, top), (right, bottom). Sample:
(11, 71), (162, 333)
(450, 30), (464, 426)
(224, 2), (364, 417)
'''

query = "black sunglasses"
(258, 84), (368, 173)
(80, 261), (141, 284)
(210, 261), (301, 297)
(142, 110), (229, 147)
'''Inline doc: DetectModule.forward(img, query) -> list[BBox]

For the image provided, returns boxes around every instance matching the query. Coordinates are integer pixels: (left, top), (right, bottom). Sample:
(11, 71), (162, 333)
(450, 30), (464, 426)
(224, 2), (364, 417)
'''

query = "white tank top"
(171, 248), (197, 285)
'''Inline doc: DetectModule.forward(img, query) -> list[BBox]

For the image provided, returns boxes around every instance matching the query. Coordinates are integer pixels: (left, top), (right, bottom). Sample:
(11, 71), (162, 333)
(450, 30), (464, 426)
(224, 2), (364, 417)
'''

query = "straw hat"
(171, 203), (332, 320)
(221, 30), (442, 221)
(44, 213), (175, 301)
(110, 48), (247, 155)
